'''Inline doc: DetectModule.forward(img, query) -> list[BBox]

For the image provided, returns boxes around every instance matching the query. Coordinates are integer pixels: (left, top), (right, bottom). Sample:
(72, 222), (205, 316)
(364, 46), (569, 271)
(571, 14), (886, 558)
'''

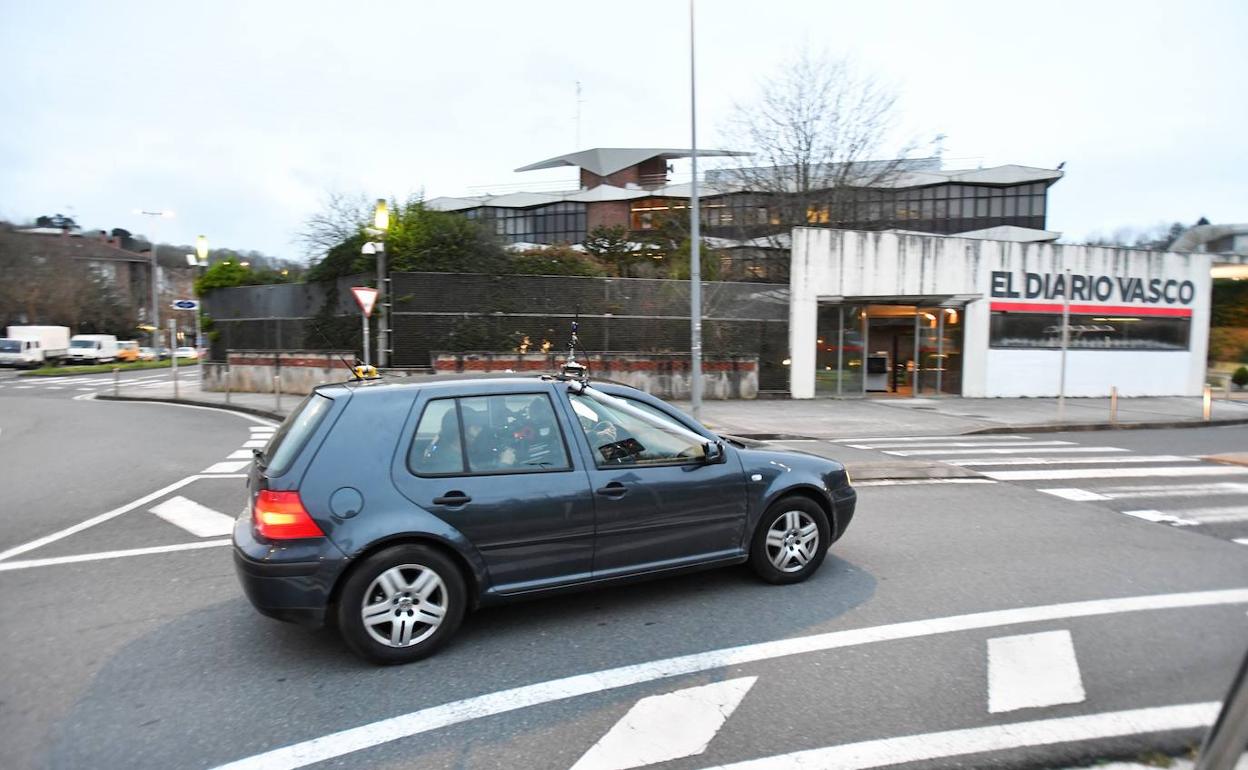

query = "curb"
(16, 363), (199, 379)
(94, 394), (285, 422)
(967, 417), (1248, 435)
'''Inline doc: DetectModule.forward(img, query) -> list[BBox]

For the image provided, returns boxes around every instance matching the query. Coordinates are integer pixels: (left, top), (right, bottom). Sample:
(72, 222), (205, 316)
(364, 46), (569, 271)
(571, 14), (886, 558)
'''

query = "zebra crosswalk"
(0, 372), (174, 397)
(837, 432), (1248, 542)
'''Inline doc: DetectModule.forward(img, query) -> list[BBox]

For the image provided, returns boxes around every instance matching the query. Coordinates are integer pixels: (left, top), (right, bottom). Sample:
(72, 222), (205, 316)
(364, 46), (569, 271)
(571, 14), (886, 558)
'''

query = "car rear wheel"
(748, 497), (830, 585)
(336, 544), (466, 665)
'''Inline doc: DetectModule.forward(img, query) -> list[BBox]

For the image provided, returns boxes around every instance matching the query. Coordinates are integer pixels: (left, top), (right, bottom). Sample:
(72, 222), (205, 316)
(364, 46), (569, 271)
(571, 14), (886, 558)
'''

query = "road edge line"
(93, 394), (281, 425)
(0, 539), (232, 572)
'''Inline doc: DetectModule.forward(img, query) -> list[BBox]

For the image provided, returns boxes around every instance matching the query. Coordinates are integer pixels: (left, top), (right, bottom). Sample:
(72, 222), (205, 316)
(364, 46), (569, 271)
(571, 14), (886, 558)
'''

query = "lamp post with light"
(362, 199), (391, 368)
(135, 208), (175, 350)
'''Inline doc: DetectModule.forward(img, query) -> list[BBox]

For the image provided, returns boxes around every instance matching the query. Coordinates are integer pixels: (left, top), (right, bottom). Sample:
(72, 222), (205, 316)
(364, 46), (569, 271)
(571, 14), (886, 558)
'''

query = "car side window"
(409, 398), (465, 475)
(408, 393), (571, 476)
(569, 392), (706, 467)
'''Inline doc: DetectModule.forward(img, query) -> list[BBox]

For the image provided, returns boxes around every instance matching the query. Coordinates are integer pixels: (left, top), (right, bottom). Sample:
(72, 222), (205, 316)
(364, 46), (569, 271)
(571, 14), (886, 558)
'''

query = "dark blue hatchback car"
(233, 374), (856, 664)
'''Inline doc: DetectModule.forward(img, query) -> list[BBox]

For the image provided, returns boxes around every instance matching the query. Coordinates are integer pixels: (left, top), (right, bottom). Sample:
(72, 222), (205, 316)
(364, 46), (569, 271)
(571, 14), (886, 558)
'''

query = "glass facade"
(465, 202), (588, 245)
(989, 311), (1190, 350)
(814, 303), (964, 397)
(630, 182), (1050, 240)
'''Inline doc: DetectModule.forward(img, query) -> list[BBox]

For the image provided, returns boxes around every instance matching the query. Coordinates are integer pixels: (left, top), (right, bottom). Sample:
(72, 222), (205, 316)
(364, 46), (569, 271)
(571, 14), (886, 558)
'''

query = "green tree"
(583, 225), (636, 277)
(1233, 366), (1248, 389)
(507, 244), (606, 276)
(1211, 278), (1248, 327)
(194, 260), (293, 295)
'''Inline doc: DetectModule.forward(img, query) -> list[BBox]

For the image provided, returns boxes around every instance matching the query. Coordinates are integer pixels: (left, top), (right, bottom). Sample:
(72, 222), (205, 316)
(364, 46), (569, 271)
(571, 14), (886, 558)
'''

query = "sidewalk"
(96, 376), (1248, 439)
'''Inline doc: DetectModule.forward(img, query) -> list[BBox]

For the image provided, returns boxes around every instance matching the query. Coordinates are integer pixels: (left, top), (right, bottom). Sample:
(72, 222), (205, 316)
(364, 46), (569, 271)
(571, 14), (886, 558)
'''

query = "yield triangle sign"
(351, 286), (379, 317)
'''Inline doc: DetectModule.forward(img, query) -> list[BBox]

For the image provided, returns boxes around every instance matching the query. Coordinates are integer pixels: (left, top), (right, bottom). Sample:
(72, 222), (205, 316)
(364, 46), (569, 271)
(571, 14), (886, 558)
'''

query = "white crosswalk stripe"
(887, 446), (1128, 457)
(983, 466), (1248, 481)
(948, 455), (1197, 467)
(149, 496), (236, 537)
(851, 440), (1073, 450)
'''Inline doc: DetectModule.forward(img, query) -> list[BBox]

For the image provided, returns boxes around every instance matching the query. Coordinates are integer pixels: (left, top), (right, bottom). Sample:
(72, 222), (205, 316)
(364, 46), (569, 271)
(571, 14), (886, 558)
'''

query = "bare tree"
(717, 48), (916, 246)
(294, 191), (374, 260)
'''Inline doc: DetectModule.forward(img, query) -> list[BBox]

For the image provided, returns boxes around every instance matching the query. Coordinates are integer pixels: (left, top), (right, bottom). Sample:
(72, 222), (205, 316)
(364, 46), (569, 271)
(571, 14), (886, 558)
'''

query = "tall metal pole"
(1057, 267), (1071, 423)
(688, 0), (703, 419)
(376, 243), (388, 369)
(361, 313), (371, 367)
(139, 211), (164, 351)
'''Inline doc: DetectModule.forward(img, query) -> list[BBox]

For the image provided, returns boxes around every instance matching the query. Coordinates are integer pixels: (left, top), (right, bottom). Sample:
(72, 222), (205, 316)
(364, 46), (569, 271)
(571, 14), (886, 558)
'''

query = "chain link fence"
(203, 272), (792, 391)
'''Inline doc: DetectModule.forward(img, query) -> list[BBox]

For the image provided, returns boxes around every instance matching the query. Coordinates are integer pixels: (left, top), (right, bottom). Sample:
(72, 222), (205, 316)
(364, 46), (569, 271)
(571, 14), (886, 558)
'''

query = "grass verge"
(17, 358), (200, 377)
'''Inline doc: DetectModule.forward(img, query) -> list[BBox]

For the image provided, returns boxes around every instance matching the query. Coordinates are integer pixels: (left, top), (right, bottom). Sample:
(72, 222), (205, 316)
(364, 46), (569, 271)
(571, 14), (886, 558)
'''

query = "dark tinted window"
(265, 394), (332, 476)
(990, 312), (1190, 350)
(409, 399), (464, 475)
(408, 394), (570, 476)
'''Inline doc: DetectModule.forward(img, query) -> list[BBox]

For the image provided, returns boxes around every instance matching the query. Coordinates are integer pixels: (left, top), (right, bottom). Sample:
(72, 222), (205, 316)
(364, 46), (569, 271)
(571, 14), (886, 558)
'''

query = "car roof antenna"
(560, 313), (588, 383)
(310, 321), (375, 381)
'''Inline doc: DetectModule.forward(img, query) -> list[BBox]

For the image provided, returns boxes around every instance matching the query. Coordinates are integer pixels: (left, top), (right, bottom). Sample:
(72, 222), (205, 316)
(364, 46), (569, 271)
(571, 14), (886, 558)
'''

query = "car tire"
(748, 497), (831, 585)
(336, 543), (467, 665)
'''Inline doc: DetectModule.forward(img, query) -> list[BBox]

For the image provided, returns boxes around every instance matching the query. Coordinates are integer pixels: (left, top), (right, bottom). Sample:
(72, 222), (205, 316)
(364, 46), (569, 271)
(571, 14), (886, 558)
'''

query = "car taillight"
(253, 490), (324, 540)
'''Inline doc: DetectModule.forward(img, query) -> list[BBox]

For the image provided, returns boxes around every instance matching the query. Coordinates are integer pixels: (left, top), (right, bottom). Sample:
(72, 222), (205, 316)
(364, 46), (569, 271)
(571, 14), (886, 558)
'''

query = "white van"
(67, 334), (120, 364)
(0, 326), (70, 368)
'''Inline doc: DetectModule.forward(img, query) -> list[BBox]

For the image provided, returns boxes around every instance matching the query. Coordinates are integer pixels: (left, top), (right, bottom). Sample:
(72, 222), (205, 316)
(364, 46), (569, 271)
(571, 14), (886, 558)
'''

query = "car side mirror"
(702, 440), (726, 465)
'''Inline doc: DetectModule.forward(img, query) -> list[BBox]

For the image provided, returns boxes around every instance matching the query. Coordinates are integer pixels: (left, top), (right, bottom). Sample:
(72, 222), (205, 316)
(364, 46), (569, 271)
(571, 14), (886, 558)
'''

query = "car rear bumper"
(232, 513), (349, 628)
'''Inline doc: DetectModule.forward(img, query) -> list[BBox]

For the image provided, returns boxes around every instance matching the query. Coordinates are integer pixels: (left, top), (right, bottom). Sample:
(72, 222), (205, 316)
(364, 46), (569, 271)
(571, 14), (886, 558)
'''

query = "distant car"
(234, 374), (857, 664)
(138, 347), (157, 361)
(156, 347), (171, 360)
(174, 346), (199, 359)
(115, 340), (140, 362)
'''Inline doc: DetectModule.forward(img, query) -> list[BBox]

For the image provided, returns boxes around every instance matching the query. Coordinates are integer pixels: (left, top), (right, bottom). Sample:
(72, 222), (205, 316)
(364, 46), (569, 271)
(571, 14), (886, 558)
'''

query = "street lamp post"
(194, 234), (209, 388)
(688, 0), (703, 419)
(365, 199), (391, 368)
(136, 208), (174, 351)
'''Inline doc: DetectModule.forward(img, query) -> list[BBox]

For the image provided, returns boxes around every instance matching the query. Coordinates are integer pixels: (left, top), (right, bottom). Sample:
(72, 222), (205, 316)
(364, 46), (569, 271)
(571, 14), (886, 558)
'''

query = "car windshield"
(0, 340), (20, 352)
(70, 339), (96, 348)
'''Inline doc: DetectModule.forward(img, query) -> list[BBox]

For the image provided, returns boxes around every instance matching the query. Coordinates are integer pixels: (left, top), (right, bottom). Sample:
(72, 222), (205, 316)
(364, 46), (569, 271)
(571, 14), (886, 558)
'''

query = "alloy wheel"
(764, 510), (819, 573)
(360, 563), (448, 648)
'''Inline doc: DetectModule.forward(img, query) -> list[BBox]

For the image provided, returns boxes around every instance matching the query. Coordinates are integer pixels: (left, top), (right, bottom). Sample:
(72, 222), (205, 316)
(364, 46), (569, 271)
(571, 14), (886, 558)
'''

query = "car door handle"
(432, 491), (472, 506)
(595, 482), (627, 498)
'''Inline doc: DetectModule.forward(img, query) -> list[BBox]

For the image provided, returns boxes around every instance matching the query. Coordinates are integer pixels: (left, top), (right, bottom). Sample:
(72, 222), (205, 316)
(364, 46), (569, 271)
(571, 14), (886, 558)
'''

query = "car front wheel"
(748, 497), (830, 584)
(336, 544), (466, 664)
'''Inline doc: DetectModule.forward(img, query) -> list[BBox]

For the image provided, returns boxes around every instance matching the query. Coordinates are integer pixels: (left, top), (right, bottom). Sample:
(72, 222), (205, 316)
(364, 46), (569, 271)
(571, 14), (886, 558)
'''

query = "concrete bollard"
(274, 375), (281, 412)
(1109, 386), (1118, 426)
(225, 365), (231, 405)
(113, 366), (120, 397)
(1203, 384), (1213, 422)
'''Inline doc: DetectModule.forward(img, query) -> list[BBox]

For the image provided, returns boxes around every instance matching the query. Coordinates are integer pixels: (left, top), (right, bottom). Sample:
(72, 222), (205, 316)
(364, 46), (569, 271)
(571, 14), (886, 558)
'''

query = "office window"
(989, 312), (1190, 350)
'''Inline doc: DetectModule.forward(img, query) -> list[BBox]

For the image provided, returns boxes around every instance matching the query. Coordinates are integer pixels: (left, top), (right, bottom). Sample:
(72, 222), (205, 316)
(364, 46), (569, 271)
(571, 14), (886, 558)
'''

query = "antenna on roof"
(560, 312), (587, 381)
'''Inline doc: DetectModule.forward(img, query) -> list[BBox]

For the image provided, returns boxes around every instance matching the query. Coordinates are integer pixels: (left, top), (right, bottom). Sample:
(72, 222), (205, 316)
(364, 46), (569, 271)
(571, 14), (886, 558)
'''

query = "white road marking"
(45, 386), (62, 390)
(250, 426), (276, 433)
(0, 474), (247, 562)
(242, 439), (268, 448)
(150, 496), (236, 537)
(947, 455), (1198, 467)
(1039, 488), (1112, 502)
(209, 588), (1248, 770)
(852, 440), (1070, 450)
(14, 385), (32, 389)
(1122, 510), (1201, 526)
(694, 702), (1219, 770)
(1101, 482), (1248, 497)
(570, 677), (757, 770)
(227, 449), (253, 460)
(203, 460), (251, 474)
(985, 466), (1248, 481)
(837, 435), (1028, 443)
(1234, 539), (1248, 546)
(853, 478), (997, 487)
(889, 446), (1128, 457)
(77, 387), (95, 392)
(1169, 506), (1248, 523)
(987, 630), (1085, 713)
(0, 539), (231, 572)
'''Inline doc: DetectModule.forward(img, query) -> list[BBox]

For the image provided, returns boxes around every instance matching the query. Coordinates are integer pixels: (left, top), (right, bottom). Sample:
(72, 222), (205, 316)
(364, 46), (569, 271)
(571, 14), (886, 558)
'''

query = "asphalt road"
(1, 380), (1246, 770)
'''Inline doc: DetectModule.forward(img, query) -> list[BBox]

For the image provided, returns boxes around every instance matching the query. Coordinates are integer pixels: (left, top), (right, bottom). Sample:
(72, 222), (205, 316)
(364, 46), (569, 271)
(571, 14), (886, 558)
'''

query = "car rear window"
(264, 393), (333, 476)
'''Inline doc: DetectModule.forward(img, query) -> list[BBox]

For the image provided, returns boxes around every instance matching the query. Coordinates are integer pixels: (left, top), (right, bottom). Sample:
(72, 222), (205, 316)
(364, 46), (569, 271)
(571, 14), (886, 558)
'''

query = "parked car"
(115, 340), (140, 363)
(66, 334), (119, 364)
(0, 325), (70, 368)
(233, 374), (856, 664)
(173, 346), (199, 359)
(138, 347), (157, 361)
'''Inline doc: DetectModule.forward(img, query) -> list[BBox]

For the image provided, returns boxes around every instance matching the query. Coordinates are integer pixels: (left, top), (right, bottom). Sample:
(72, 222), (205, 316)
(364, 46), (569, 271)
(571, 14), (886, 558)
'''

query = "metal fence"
(203, 272), (792, 390)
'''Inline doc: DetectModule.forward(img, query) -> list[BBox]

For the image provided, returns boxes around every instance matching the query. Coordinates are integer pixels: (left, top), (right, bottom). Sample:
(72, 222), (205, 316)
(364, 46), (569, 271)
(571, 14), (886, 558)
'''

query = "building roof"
(515, 147), (751, 177)
(951, 225), (1062, 242)
(1170, 223), (1248, 253)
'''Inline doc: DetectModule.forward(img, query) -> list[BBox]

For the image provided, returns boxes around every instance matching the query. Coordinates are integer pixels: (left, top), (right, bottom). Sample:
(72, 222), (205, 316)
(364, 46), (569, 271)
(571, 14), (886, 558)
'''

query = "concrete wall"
(791, 228), (1214, 398)
(202, 350), (358, 395)
(433, 352), (759, 400)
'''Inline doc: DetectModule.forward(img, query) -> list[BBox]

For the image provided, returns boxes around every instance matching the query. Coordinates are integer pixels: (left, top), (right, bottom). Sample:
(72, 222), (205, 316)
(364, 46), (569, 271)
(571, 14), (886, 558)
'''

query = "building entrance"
(814, 301), (964, 397)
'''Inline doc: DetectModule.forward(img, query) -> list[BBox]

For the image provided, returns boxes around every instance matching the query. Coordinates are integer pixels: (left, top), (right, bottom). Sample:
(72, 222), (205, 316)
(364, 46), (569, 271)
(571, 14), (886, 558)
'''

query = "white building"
(789, 228), (1247, 398)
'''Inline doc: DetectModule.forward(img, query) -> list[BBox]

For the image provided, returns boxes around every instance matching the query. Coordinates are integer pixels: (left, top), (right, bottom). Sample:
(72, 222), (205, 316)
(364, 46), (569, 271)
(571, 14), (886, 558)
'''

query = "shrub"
(1233, 366), (1248, 389)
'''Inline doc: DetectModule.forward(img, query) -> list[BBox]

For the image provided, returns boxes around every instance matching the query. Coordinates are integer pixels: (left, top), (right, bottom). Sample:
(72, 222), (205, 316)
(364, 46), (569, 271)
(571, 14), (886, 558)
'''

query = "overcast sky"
(2, 0), (1245, 259)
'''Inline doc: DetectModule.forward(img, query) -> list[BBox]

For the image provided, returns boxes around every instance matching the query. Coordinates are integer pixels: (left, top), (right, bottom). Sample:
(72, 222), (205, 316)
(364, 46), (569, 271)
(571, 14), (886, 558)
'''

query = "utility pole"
(136, 209), (172, 351)
(688, 0), (703, 420)
(1057, 267), (1071, 423)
